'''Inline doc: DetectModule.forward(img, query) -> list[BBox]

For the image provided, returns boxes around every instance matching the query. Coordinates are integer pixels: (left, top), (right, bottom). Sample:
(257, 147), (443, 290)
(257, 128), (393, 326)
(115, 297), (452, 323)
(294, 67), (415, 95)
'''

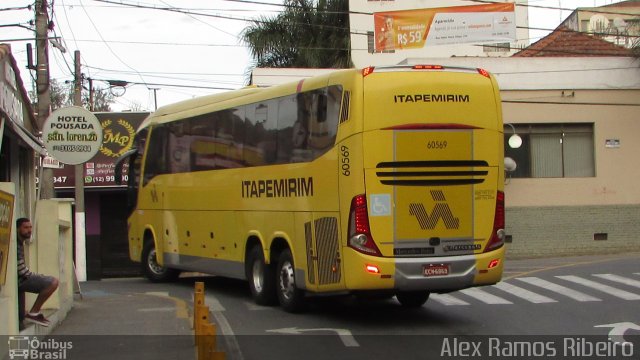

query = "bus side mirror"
(115, 148), (137, 185)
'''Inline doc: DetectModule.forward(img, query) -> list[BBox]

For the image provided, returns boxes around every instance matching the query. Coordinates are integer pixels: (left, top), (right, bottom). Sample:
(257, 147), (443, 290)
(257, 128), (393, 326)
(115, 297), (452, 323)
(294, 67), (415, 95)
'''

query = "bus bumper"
(343, 246), (505, 292)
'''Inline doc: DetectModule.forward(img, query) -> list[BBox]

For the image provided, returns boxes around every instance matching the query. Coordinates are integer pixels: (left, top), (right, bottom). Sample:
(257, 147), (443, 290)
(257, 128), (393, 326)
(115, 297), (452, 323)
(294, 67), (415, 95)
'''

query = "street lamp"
(505, 123), (522, 149)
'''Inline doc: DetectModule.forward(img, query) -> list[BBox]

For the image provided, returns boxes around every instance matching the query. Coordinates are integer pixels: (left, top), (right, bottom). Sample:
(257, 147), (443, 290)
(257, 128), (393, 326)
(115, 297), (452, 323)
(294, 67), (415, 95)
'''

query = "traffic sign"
(42, 106), (103, 165)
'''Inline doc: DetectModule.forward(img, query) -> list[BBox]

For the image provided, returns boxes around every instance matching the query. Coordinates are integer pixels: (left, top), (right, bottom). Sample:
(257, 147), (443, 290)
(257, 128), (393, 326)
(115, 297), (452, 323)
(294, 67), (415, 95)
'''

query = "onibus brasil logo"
(8, 336), (72, 359)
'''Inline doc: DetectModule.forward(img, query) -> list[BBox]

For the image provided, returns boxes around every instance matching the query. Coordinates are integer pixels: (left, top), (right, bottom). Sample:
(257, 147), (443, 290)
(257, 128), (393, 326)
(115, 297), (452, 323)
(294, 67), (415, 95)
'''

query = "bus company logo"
(409, 190), (460, 230)
(99, 119), (136, 158)
(8, 336), (72, 359)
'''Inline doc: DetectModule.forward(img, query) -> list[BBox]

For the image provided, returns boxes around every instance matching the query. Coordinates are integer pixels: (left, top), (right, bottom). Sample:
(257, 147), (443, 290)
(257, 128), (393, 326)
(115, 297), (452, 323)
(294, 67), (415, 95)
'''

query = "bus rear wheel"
(247, 246), (277, 306)
(141, 241), (179, 282)
(276, 249), (305, 313)
(396, 291), (430, 308)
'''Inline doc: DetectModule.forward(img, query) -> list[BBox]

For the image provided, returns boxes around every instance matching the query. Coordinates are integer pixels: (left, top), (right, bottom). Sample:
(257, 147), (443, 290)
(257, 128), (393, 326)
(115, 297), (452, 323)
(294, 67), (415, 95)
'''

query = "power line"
(158, 0), (239, 40)
(88, 78), (238, 90)
(0, 5), (33, 12)
(76, 1), (148, 87)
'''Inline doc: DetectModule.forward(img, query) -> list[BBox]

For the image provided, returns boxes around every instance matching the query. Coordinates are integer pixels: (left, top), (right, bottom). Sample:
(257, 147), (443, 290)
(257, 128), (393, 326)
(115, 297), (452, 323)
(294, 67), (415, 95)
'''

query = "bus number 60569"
(341, 145), (350, 176)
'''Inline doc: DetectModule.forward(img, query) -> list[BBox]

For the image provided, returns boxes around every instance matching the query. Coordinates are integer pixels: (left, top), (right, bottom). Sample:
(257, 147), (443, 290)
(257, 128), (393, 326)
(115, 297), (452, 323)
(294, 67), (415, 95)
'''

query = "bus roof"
(137, 68), (355, 132)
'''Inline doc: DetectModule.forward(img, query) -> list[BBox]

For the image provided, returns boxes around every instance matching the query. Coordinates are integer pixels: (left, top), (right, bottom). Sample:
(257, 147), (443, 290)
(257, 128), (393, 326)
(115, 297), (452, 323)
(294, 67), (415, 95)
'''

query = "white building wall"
(349, 0), (530, 68)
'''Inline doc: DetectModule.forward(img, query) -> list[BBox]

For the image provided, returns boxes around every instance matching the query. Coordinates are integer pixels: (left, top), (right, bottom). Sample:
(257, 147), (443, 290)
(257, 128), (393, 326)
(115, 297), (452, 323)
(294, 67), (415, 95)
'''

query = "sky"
(0, 0), (625, 112)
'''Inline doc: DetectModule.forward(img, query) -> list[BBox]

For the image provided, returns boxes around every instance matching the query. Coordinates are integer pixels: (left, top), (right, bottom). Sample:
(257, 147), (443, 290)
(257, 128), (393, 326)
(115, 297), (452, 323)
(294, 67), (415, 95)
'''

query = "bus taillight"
(348, 194), (382, 257)
(477, 68), (491, 78)
(484, 191), (505, 252)
(362, 66), (375, 77)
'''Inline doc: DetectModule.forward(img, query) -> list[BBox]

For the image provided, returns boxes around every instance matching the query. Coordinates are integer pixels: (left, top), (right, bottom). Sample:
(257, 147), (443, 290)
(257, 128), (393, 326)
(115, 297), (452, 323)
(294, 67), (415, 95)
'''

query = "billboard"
(374, 3), (516, 52)
(53, 112), (148, 189)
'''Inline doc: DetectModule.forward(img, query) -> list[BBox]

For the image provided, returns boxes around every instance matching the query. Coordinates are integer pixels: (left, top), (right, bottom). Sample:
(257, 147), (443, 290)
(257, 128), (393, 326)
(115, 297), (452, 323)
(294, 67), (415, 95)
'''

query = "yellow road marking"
(145, 292), (190, 319)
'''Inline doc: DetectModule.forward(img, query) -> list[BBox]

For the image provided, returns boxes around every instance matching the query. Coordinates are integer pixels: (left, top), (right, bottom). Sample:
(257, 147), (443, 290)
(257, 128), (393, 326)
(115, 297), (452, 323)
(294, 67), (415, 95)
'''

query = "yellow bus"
(116, 65), (506, 312)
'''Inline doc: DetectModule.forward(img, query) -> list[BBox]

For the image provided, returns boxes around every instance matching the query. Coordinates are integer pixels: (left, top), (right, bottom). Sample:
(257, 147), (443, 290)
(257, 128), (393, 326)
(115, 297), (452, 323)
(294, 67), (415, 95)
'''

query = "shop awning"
(2, 115), (46, 155)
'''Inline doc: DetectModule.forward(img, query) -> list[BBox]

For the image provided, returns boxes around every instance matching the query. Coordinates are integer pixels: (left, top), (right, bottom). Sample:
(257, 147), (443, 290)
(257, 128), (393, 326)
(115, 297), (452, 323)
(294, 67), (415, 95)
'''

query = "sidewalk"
(45, 278), (196, 360)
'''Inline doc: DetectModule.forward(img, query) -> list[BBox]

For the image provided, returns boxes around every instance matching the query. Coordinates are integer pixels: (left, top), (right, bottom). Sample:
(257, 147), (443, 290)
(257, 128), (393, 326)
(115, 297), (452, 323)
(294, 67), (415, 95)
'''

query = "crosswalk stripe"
(516, 277), (601, 302)
(556, 275), (640, 300)
(430, 293), (470, 306)
(459, 287), (512, 304)
(492, 282), (557, 303)
(593, 274), (640, 289)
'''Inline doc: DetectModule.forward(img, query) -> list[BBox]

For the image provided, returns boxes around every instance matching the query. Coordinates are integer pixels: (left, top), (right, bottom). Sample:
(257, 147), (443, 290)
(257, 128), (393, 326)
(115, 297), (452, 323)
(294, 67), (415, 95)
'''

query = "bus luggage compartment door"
(365, 129), (495, 258)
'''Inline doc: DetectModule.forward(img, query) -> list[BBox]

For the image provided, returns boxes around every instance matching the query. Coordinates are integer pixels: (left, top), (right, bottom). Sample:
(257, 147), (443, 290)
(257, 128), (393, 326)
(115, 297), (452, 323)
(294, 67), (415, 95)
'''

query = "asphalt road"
(192, 252), (640, 360)
(43, 252), (640, 360)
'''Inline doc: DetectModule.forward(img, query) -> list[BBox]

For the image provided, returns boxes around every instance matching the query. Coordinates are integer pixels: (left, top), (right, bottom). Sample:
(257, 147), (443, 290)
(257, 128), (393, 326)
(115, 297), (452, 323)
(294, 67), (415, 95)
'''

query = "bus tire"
(247, 246), (277, 306)
(396, 291), (430, 308)
(141, 240), (179, 282)
(276, 249), (305, 313)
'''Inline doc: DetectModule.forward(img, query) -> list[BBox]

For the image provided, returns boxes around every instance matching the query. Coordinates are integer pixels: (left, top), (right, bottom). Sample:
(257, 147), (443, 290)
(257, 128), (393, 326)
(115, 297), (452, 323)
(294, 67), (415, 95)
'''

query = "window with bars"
(504, 123), (595, 178)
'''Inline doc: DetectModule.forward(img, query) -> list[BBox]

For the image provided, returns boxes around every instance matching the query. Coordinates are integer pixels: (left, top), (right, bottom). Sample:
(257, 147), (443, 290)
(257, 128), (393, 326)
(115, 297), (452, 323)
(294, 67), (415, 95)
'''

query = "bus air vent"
(339, 91), (351, 124)
(376, 160), (489, 186)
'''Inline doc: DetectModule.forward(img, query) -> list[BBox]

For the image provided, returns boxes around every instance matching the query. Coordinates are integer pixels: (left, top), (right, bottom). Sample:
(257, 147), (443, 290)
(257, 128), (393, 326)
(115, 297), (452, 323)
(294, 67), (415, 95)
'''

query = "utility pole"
(74, 50), (87, 282)
(151, 88), (159, 110)
(88, 77), (94, 111)
(35, 0), (55, 199)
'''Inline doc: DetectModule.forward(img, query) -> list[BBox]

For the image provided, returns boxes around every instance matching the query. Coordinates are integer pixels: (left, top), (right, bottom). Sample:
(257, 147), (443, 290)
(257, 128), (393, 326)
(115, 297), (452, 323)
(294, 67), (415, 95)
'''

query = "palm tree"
(241, 0), (352, 71)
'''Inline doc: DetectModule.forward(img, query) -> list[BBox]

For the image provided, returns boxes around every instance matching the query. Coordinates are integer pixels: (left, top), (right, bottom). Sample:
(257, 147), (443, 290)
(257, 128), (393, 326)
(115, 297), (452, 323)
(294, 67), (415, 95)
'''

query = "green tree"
(85, 88), (113, 112)
(29, 79), (69, 111)
(241, 0), (352, 71)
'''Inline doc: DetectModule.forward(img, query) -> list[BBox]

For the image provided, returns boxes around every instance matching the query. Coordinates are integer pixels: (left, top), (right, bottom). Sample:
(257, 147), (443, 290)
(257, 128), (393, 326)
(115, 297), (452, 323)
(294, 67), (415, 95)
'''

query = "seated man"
(16, 218), (59, 327)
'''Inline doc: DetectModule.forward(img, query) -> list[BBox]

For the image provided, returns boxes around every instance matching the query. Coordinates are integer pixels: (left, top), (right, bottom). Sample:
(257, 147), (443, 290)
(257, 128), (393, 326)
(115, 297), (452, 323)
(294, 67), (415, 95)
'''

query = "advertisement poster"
(374, 3), (515, 52)
(0, 190), (15, 285)
(53, 112), (148, 189)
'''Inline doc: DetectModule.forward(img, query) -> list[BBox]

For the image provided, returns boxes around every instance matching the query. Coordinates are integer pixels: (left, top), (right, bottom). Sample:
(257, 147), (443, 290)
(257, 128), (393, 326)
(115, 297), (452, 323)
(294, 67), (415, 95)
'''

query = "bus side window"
(245, 102), (277, 166)
(308, 86), (340, 156)
(143, 125), (169, 186)
(277, 94), (299, 164)
(316, 92), (327, 123)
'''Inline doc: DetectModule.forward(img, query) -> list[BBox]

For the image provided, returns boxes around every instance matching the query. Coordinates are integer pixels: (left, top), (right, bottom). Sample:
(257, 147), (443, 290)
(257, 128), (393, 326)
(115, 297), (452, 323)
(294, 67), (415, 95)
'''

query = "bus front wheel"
(276, 249), (305, 313)
(141, 241), (179, 282)
(247, 246), (277, 306)
(395, 291), (430, 308)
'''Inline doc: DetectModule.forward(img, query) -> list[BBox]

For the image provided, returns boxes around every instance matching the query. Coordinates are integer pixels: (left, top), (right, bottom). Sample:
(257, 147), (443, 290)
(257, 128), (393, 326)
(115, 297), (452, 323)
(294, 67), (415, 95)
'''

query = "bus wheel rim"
(252, 260), (264, 293)
(148, 249), (164, 275)
(279, 261), (295, 300)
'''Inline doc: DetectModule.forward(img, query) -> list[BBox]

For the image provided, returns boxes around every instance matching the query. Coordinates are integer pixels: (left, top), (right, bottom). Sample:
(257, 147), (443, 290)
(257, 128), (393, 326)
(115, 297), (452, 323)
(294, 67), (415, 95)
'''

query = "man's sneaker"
(25, 313), (50, 327)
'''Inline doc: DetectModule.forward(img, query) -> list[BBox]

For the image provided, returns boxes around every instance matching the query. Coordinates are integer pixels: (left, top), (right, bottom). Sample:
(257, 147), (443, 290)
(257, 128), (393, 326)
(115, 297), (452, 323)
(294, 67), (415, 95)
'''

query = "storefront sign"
(0, 60), (24, 126)
(43, 107), (103, 165)
(53, 112), (147, 188)
(374, 3), (515, 52)
(0, 190), (15, 285)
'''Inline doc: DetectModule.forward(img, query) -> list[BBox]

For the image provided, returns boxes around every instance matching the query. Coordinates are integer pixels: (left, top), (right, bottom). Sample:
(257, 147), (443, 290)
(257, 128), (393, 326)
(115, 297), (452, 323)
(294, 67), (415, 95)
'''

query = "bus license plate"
(423, 264), (450, 277)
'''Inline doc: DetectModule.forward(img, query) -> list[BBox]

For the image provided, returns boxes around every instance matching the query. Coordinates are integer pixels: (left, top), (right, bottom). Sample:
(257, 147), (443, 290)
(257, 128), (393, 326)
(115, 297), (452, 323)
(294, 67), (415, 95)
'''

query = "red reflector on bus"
(362, 66), (375, 77)
(477, 68), (491, 78)
(366, 265), (380, 274)
(488, 259), (500, 269)
(413, 65), (444, 70)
